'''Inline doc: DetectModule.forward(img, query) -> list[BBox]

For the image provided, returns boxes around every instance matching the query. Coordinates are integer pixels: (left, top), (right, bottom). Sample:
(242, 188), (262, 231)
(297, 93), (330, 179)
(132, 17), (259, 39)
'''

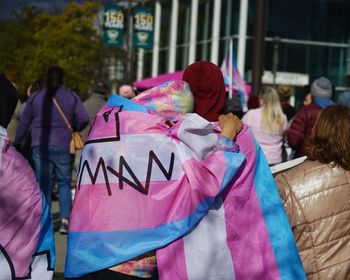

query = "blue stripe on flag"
(36, 193), (56, 269)
(107, 95), (147, 112)
(65, 197), (214, 277)
(253, 141), (306, 280)
(222, 151), (245, 191)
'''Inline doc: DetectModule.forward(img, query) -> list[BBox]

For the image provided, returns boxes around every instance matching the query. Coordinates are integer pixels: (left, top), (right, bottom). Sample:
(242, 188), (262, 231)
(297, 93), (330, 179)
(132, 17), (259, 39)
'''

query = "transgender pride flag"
(157, 125), (306, 280)
(0, 127), (55, 280)
(221, 48), (249, 109)
(65, 96), (245, 277)
(65, 95), (305, 279)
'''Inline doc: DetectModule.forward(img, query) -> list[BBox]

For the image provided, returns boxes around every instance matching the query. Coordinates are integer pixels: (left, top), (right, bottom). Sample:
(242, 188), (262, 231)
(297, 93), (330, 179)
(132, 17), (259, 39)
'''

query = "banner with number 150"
(103, 4), (124, 47)
(133, 7), (154, 49)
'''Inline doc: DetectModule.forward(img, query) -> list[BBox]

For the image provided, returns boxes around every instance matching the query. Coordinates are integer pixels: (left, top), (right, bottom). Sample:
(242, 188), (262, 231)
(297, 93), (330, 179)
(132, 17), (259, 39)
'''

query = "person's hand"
(218, 113), (243, 140)
(164, 120), (175, 128)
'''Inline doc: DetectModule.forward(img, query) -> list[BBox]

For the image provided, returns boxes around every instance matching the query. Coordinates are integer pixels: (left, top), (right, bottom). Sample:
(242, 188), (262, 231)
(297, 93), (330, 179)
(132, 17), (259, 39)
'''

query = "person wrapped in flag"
(154, 61), (306, 280)
(65, 80), (245, 279)
(0, 74), (55, 280)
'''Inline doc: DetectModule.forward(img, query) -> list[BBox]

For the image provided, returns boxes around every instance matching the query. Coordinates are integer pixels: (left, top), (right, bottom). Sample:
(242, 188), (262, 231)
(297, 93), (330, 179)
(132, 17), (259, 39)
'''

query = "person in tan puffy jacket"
(275, 104), (350, 279)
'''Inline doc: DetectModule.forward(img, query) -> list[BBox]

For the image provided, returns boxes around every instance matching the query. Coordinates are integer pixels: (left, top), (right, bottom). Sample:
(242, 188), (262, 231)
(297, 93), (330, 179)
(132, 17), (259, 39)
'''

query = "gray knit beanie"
(338, 92), (350, 108)
(311, 77), (333, 99)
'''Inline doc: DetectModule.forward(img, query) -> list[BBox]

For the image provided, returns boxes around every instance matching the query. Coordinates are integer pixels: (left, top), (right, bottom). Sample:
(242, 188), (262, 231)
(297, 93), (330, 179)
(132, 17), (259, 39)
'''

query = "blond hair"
(260, 87), (285, 133)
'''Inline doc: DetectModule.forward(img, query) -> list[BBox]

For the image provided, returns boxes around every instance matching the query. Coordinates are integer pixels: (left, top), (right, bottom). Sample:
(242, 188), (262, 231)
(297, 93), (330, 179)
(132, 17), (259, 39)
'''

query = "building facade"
(139, 0), (350, 102)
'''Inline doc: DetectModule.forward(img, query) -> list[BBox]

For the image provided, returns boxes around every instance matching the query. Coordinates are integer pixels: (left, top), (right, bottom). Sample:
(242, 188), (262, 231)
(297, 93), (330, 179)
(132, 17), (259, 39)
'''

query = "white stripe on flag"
(0, 250), (12, 280)
(79, 134), (185, 185)
(30, 253), (54, 280)
(184, 195), (236, 280)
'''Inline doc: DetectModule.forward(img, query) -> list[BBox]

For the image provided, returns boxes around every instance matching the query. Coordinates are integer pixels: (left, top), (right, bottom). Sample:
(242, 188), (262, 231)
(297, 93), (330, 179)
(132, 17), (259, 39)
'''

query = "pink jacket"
(242, 108), (288, 165)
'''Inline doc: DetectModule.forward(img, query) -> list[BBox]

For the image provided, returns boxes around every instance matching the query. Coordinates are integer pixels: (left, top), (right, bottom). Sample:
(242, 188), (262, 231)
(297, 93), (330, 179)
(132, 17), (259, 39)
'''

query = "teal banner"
(103, 4), (124, 47)
(132, 7), (154, 49)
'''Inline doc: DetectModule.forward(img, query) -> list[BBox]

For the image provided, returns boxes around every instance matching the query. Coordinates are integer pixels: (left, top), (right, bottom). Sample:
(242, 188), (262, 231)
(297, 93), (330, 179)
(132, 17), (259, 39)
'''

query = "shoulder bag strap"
(52, 97), (73, 132)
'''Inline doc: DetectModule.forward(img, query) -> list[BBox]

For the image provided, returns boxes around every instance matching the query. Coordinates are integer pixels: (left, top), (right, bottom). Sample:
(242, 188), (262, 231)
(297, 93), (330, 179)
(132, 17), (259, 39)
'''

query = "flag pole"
(228, 38), (233, 99)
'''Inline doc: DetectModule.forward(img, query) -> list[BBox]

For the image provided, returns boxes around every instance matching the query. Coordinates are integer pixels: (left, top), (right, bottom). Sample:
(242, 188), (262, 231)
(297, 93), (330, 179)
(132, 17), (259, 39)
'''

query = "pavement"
(52, 201), (67, 280)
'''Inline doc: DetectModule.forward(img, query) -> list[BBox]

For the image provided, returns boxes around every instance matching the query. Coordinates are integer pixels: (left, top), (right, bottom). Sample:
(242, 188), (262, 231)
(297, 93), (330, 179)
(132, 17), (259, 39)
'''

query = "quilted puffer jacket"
(275, 160), (350, 279)
(287, 103), (321, 158)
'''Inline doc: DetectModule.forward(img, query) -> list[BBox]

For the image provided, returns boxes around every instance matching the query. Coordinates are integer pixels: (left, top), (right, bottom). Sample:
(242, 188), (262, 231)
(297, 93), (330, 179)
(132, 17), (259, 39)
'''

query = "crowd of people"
(0, 61), (350, 280)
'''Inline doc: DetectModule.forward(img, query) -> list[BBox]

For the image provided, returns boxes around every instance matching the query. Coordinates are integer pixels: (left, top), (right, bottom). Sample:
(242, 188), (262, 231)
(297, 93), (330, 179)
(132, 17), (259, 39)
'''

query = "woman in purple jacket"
(14, 66), (89, 233)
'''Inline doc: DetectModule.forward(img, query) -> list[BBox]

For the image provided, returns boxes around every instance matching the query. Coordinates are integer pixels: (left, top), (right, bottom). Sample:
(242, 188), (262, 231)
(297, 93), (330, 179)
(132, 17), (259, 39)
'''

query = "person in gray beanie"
(337, 92), (350, 108)
(287, 77), (334, 158)
(310, 76), (334, 108)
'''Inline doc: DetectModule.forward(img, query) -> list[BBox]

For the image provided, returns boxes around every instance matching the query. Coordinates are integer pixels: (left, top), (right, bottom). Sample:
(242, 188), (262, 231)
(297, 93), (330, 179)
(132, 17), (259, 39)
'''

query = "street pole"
(272, 36), (280, 86)
(126, 1), (133, 83)
(229, 38), (233, 100)
(168, 0), (179, 72)
(152, 0), (161, 77)
(210, 0), (221, 65)
(188, 0), (198, 65)
(345, 21), (350, 87)
(237, 0), (249, 77)
(251, 0), (268, 96)
(113, 0), (148, 83)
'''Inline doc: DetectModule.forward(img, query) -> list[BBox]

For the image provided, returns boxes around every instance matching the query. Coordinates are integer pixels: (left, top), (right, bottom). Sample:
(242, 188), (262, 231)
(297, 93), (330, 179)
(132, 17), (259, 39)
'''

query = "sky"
(0, 0), (134, 20)
(0, 0), (85, 20)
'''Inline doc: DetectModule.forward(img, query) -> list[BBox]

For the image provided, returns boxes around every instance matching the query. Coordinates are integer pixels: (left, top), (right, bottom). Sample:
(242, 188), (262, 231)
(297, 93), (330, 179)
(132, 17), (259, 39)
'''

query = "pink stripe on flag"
(157, 238), (188, 280)
(70, 180), (198, 232)
(70, 152), (227, 232)
(223, 126), (280, 280)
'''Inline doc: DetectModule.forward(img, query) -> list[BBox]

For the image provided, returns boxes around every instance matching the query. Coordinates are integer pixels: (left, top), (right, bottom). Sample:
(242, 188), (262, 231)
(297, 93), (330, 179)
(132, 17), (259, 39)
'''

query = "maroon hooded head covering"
(182, 61), (226, 122)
